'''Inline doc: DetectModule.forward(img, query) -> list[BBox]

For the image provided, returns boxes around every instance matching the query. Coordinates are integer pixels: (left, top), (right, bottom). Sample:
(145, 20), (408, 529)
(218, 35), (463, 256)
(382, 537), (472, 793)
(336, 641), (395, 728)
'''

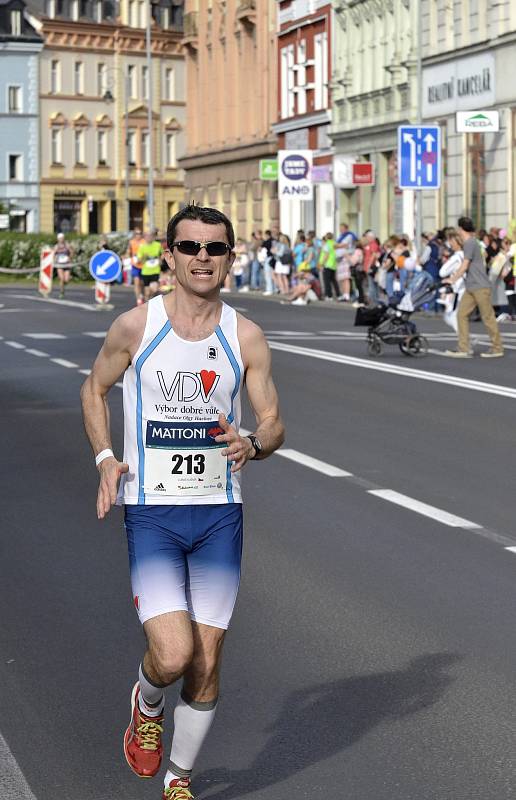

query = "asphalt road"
(1, 284), (515, 800)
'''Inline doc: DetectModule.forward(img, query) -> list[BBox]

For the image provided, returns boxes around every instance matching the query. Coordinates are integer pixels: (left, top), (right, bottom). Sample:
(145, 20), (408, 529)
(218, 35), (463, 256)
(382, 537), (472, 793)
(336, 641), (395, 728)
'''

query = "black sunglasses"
(170, 240), (232, 257)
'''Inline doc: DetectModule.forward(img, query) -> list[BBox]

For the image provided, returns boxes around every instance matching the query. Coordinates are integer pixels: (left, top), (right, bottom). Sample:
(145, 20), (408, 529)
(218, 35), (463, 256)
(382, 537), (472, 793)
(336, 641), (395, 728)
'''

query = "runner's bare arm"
(80, 312), (139, 518)
(216, 317), (284, 472)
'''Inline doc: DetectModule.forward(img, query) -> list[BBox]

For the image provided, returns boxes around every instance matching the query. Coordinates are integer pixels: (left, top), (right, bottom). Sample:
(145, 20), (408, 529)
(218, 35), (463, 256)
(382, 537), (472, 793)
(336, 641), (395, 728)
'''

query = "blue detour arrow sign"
(89, 249), (122, 283)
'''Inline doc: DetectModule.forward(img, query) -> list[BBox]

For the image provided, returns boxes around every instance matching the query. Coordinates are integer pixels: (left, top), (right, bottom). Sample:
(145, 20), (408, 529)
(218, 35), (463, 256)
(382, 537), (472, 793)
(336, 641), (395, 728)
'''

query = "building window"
(8, 86), (22, 113)
(97, 130), (108, 165)
(296, 40), (307, 115)
(51, 128), (62, 163)
(280, 44), (295, 119)
(97, 63), (107, 96)
(467, 133), (486, 230)
(127, 130), (136, 165)
(142, 131), (150, 168)
(165, 133), (175, 167)
(9, 154), (22, 181)
(314, 31), (328, 110)
(74, 129), (85, 164)
(142, 65), (149, 100)
(46, 0), (55, 17)
(51, 60), (61, 93)
(80, 0), (88, 15)
(56, 0), (64, 15)
(129, 0), (138, 26)
(165, 67), (174, 100)
(10, 10), (22, 35)
(75, 62), (84, 95)
(128, 65), (137, 98)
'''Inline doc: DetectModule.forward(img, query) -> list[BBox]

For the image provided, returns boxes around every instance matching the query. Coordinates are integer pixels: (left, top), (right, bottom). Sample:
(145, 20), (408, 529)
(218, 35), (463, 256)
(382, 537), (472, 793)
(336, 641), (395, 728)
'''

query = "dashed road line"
(25, 348), (49, 357)
(50, 358), (79, 368)
(277, 448), (353, 477)
(505, 547), (516, 555)
(23, 333), (66, 340)
(368, 489), (482, 529)
(5, 341), (25, 349)
(84, 331), (108, 338)
(10, 293), (99, 312)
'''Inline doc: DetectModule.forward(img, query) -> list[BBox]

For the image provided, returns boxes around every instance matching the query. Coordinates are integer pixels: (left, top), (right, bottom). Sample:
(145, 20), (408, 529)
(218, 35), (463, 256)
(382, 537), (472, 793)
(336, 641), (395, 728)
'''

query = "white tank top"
(118, 295), (244, 505)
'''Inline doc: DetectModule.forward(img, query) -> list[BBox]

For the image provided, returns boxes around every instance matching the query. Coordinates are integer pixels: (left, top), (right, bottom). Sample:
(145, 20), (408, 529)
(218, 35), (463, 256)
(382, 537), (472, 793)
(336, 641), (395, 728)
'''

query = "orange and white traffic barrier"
(95, 281), (111, 305)
(38, 248), (54, 296)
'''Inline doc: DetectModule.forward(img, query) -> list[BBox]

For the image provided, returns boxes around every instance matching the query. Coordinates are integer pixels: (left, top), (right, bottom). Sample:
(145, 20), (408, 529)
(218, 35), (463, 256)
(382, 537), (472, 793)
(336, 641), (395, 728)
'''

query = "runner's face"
(166, 220), (234, 296)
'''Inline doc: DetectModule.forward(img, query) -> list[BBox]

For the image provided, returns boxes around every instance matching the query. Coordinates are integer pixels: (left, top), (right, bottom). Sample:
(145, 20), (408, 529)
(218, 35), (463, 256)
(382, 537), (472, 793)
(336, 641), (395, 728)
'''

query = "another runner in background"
(53, 232), (74, 299)
(126, 228), (144, 305)
(138, 230), (163, 302)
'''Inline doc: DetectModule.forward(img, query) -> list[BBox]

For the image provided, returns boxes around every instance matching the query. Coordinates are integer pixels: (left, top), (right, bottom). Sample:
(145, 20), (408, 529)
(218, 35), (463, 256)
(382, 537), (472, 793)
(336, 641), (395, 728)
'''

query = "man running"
(81, 204), (284, 800)
(138, 230), (163, 301)
(126, 227), (144, 305)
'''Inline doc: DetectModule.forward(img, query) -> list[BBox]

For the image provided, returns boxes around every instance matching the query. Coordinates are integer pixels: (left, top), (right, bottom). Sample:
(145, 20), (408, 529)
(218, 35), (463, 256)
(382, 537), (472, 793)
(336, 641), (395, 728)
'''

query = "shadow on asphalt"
(195, 652), (460, 799)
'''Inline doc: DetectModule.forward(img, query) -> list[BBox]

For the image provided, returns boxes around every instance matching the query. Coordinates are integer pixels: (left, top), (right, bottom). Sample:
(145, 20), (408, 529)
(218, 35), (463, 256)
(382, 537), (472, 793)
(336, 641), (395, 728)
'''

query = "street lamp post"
(415, 0), (423, 254)
(146, 0), (155, 231)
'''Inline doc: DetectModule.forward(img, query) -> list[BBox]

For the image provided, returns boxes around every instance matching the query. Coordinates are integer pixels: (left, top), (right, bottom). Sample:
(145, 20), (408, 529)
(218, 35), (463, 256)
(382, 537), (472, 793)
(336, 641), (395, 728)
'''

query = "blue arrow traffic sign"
(398, 125), (441, 190)
(89, 249), (122, 283)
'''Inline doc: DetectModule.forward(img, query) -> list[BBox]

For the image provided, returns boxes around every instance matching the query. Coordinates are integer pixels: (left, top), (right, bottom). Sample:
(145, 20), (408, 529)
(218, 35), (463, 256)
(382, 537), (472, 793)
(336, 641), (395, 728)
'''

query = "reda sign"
(278, 150), (313, 201)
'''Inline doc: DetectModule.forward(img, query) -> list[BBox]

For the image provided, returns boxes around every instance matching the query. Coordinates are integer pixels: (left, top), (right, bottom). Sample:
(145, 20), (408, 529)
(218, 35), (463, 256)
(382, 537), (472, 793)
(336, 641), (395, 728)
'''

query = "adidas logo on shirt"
(154, 483), (165, 492)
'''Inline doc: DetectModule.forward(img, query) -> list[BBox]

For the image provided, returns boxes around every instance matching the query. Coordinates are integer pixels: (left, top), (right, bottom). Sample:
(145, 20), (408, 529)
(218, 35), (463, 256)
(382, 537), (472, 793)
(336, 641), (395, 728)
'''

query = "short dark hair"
(167, 204), (235, 250)
(458, 216), (475, 233)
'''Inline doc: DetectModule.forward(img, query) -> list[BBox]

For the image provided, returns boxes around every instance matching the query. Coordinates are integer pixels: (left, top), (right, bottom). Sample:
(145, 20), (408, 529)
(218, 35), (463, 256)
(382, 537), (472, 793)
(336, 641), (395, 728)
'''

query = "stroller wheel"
(400, 334), (429, 357)
(367, 334), (382, 357)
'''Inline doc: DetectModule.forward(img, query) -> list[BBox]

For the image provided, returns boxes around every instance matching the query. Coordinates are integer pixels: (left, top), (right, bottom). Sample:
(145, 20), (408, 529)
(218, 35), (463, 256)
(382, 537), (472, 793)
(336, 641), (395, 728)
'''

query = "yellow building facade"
(33, 0), (186, 234)
(179, 0), (279, 239)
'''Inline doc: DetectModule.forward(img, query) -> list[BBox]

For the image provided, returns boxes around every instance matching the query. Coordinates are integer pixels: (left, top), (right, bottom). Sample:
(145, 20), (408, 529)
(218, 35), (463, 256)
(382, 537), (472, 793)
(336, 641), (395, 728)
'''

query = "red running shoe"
(162, 778), (195, 799)
(123, 682), (164, 778)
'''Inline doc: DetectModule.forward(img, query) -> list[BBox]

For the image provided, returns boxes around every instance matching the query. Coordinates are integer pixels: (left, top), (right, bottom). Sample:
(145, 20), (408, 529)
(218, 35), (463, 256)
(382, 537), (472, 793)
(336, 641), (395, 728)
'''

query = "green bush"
(0, 232), (129, 279)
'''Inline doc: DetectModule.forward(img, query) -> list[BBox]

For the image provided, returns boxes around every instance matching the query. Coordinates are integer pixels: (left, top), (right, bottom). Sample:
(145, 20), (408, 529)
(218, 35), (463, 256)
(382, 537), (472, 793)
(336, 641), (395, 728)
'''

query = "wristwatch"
(247, 434), (263, 460)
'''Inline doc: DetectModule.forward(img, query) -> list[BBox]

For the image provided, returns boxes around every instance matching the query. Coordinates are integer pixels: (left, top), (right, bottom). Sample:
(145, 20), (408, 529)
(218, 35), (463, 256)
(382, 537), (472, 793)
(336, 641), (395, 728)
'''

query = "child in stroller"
(354, 270), (436, 357)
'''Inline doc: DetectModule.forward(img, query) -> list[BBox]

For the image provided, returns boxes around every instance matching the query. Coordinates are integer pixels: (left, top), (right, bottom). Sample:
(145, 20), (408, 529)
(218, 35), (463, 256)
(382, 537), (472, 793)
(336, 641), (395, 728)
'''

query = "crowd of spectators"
(226, 223), (516, 323)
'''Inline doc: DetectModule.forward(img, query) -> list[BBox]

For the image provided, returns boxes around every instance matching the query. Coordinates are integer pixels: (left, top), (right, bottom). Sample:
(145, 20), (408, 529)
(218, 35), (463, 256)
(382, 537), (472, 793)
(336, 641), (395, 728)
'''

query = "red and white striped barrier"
(38, 248), (54, 296)
(95, 281), (111, 305)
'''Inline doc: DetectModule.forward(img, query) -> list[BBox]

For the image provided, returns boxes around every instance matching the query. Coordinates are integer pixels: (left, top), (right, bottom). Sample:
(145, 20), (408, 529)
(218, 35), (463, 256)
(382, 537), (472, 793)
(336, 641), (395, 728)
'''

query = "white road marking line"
(368, 489), (482, 529)
(269, 341), (516, 400)
(10, 294), (98, 312)
(78, 369), (91, 375)
(25, 348), (49, 357)
(115, 382), (123, 388)
(23, 333), (66, 340)
(5, 341), (25, 349)
(505, 547), (516, 554)
(84, 331), (107, 338)
(265, 330), (309, 336)
(0, 729), (37, 800)
(0, 308), (25, 313)
(51, 358), (78, 368)
(277, 449), (353, 477)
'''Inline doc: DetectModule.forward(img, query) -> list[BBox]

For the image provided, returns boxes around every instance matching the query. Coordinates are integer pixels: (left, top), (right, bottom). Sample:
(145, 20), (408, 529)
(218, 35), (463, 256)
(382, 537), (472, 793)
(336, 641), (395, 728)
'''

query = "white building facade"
(330, 0), (419, 241)
(421, 0), (516, 234)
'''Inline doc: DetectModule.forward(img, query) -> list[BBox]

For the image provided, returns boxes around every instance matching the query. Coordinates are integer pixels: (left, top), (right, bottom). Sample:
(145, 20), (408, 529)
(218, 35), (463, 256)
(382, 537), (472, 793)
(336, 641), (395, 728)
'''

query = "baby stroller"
(354, 271), (436, 357)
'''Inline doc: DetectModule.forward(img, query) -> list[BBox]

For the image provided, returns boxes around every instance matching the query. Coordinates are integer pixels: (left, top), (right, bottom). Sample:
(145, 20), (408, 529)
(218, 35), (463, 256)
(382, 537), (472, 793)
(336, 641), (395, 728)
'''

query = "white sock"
(138, 663), (165, 717)
(164, 690), (218, 787)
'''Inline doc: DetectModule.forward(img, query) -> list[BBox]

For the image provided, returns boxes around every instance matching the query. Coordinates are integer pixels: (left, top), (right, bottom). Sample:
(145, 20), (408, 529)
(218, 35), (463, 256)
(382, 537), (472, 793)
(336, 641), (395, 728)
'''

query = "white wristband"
(95, 448), (114, 467)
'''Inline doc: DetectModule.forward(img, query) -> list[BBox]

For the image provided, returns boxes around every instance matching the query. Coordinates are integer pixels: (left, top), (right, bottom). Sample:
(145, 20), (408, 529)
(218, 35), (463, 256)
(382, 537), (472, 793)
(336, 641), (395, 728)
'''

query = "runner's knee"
(150, 645), (194, 684)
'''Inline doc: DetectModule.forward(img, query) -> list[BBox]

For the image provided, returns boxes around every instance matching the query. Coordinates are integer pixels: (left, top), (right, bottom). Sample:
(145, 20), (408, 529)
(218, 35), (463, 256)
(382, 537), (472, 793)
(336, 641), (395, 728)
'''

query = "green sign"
(260, 159), (278, 181)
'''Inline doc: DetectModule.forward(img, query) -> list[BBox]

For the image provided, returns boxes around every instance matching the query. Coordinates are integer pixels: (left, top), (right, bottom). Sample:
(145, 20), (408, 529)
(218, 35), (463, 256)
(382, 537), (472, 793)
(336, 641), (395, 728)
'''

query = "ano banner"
(278, 150), (313, 201)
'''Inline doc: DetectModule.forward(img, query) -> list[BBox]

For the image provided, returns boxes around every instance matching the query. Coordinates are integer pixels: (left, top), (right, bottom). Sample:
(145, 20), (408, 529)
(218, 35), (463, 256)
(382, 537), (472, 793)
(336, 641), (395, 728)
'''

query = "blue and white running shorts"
(124, 504), (243, 630)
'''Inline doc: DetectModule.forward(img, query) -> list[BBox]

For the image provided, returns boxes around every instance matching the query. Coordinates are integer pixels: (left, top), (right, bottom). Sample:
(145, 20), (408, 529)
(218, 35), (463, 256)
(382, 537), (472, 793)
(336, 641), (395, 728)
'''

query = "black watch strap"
(247, 434), (262, 460)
